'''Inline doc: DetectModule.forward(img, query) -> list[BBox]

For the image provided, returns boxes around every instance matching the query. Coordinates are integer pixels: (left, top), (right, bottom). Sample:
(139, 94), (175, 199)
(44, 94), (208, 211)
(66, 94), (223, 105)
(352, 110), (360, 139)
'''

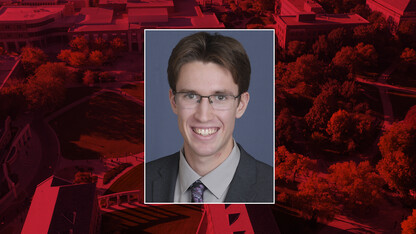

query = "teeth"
(193, 128), (218, 136)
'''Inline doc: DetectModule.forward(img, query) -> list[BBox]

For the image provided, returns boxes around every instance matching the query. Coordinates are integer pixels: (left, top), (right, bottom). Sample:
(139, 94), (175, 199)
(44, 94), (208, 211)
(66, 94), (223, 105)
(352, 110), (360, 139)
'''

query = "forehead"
(176, 61), (238, 94)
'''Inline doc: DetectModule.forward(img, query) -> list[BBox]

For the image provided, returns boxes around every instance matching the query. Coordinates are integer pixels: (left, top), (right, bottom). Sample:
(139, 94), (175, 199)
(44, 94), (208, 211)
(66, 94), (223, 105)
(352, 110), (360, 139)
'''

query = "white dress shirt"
(173, 140), (240, 203)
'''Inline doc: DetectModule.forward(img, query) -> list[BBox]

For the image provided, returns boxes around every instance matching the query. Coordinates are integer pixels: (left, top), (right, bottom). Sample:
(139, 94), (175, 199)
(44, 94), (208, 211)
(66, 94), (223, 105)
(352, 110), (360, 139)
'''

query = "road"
(0, 113), (60, 233)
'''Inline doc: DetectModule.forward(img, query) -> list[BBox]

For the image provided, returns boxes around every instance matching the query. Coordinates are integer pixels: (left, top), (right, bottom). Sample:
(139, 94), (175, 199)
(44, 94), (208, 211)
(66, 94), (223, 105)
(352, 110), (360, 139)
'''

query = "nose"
(194, 97), (214, 122)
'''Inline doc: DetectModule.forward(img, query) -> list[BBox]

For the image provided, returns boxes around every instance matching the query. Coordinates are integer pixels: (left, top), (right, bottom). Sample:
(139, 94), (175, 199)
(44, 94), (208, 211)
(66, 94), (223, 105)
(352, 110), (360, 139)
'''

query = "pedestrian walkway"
(0, 126), (43, 233)
(55, 153), (144, 194)
(356, 62), (401, 130)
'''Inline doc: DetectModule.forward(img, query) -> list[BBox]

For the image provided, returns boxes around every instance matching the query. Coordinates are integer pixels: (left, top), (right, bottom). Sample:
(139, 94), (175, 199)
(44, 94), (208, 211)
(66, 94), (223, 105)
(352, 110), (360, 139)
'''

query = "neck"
(183, 140), (234, 176)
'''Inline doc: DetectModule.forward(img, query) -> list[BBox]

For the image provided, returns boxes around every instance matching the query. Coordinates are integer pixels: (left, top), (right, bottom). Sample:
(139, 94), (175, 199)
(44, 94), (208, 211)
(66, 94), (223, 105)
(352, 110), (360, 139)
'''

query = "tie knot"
(190, 180), (205, 202)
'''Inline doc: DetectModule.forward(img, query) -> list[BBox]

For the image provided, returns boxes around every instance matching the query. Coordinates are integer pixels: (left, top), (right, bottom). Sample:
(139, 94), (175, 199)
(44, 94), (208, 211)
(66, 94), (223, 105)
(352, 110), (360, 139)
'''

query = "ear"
(236, 92), (249, 119)
(169, 89), (178, 115)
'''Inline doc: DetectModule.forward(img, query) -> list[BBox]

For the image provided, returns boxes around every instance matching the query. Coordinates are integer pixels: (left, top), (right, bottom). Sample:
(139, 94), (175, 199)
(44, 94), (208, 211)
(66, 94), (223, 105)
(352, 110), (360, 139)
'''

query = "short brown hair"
(167, 32), (251, 94)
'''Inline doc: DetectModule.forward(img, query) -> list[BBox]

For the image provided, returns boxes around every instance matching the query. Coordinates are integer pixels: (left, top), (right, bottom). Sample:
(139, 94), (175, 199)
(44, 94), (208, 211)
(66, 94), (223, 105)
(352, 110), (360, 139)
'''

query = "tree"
(92, 37), (107, 51)
(305, 86), (339, 131)
(57, 49), (72, 64)
(0, 79), (26, 118)
(89, 50), (106, 67)
(313, 35), (330, 60)
(377, 122), (416, 194)
(326, 109), (355, 144)
(20, 47), (48, 75)
(110, 37), (126, 53)
(401, 48), (416, 63)
(399, 48), (416, 73)
(355, 42), (378, 70)
(286, 41), (306, 59)
(34, 62), (72, 82)
(353, 25), (375, 44)
(24, 74), (65, 111)
(70, 36), (89, 52)
(68, 51), (88, 67)
(275, 146), (316, 182)
(296, 175), (337, 222)
(276, 108), (296, 146)
(256, 0), (275, 11)
(281, 54), (325, 95)
(350, 4), (370, 19)
(402, 209), (416, 234)
(83, 70), (97, 85)
(332, 43), (377, 74)
(404, 105), (416, 126)
(332, 46), (357, 74)
(327, 28), (350, 54)
(328, 161), (384, 211)
(398, 21), (416, 47)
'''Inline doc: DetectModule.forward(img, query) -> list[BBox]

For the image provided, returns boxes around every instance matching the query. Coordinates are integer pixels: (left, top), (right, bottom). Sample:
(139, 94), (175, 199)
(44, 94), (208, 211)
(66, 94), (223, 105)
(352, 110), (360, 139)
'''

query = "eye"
(214, 95), (228, 101)
(184, 93), (197, 100)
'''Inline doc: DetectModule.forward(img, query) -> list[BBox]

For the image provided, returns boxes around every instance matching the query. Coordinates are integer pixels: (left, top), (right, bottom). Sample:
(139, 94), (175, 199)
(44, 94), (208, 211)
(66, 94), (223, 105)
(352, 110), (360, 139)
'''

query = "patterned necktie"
(190, 180), (205, 202)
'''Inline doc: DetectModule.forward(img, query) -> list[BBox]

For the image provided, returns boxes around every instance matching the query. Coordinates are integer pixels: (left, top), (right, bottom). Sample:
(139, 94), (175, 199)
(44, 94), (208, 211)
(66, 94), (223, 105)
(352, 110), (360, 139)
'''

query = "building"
(70, 0), (224, 52)
(275, 13), (369, 48)
(197, 204), (280, 233)
(280, 0), (325, 15)
(366, 0), (416, 30)
(0, 0), (223, 52)
(0, 5), (75, 51)
(22, 176), (101, 234)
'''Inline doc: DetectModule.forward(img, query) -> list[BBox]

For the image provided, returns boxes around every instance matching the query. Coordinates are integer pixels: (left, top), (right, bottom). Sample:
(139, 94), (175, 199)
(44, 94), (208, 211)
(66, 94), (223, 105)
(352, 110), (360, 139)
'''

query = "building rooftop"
(99, 0), (126, 4)
(287, 0), (322, 12)
(128, 7), (168, 23)
(71, 16), (128, 31)
(78, 7), (113, 25)
(22, 176), (97, 234)
(0, 5), (65, 22)
(126, 0), (173, 8)
(128, 7), (167, 17)
(279, 13), (369, 26)
(369, 0), (416, 14)
(21, 0), (57, 3)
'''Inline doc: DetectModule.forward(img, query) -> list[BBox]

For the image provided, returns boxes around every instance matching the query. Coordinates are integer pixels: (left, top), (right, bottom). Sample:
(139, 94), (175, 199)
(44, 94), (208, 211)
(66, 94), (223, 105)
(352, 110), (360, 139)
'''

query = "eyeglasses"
(173, 91), (241, 110)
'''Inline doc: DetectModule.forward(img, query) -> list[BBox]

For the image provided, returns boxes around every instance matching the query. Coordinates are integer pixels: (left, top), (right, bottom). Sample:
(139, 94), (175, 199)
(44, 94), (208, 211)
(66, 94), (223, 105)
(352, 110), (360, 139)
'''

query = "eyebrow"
(176, 89), (235, 95)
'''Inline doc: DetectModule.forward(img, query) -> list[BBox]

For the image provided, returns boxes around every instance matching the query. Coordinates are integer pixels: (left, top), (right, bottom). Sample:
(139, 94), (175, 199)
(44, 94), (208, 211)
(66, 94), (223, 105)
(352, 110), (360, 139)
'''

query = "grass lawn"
(388, 91), (416, 121)
(101, 205), (203, 234)
(63, 86), (99, 105)
(105, 163), (144, 195)
(51, 91), (143, 160)
(121, 82), (144, 101)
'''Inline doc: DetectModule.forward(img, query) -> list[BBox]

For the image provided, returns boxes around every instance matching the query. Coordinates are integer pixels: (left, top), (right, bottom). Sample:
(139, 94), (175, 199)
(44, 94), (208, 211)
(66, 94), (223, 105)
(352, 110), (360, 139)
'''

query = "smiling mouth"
(192, 128), (218, 136)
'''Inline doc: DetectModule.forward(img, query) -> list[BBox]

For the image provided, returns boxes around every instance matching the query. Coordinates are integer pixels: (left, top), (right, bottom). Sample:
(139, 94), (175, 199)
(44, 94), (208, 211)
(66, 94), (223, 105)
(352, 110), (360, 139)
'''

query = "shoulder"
(237, 144), (274, 202)
(238, 144), (272, 173)
(147, 152), (179, 169)
(146, 152), (180, 178)
(242, 150), (273, 182)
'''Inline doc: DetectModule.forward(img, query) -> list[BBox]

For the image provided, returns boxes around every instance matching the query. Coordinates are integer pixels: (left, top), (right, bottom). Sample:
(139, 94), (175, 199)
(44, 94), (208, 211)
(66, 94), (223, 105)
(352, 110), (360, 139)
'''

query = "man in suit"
(146, 32), (273, 203)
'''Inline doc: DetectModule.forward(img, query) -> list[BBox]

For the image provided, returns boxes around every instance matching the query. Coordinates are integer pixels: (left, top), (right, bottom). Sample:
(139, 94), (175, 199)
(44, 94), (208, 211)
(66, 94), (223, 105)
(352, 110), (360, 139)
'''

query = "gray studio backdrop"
(145, 29), (274, 166)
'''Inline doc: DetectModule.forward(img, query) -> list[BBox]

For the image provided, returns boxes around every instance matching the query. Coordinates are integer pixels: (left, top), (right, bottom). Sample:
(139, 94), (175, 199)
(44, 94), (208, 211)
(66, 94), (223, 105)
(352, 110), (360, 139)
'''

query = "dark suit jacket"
(146, 144), (273, 203)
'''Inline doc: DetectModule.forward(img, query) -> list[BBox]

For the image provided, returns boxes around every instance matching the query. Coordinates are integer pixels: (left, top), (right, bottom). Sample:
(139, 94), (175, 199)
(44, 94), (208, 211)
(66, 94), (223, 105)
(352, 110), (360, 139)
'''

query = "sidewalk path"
(55, 153), (144, 194)
(356, 62), (401, 130)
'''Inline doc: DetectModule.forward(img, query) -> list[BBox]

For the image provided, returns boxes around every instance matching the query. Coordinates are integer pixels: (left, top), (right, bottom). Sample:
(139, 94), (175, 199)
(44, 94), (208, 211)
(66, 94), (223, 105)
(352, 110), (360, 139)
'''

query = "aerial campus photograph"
(0, 0), (415, 233)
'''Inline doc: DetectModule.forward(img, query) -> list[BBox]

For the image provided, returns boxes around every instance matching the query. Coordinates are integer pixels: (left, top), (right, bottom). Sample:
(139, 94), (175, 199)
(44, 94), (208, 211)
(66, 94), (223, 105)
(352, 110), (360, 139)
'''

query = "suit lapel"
(225, 145), (257, 202)
(152, 153), (179, 202)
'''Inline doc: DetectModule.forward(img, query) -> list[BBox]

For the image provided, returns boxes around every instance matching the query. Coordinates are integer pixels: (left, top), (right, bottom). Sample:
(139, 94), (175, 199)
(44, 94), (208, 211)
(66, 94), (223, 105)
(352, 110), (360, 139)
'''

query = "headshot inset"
(145, 30), (274, 203)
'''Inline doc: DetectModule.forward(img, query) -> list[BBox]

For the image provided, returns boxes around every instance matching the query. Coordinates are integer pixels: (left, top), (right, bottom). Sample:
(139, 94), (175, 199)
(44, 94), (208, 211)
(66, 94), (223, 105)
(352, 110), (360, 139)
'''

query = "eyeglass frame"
(172, 90), (242, 110)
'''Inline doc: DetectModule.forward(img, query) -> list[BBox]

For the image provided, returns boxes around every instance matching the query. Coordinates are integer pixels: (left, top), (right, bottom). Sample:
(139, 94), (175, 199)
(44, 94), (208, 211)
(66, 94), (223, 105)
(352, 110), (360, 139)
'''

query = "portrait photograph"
(145, 29), (275, 204)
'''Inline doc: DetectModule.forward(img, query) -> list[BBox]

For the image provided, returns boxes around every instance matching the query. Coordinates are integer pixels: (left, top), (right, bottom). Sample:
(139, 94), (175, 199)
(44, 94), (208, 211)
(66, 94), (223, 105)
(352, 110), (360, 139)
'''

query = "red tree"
(402, 209), (416, 234)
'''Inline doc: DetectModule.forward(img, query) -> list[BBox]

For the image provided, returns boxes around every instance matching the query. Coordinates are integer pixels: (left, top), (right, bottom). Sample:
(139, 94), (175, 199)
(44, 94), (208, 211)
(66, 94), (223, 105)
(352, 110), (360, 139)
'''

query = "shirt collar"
(177, 140), (240, 199)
